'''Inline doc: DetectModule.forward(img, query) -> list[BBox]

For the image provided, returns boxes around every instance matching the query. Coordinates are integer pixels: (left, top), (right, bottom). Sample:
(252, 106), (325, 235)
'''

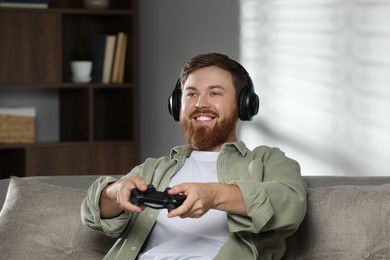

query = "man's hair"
(179, 53), (249, 96)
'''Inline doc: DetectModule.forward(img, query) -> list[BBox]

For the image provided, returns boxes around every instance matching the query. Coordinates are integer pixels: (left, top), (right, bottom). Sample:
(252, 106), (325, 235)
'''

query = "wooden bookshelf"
(0, 0), (138, 179)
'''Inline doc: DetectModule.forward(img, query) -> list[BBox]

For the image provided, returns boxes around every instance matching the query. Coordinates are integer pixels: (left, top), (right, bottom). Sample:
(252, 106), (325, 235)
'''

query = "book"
(117, 33), (128, 84)
(90, 34), (107, 83)
(111, 32), (124, 84)
(111, 32), (128, 84)
(90, 34), (117, 83)
(102, 35), (116, 84)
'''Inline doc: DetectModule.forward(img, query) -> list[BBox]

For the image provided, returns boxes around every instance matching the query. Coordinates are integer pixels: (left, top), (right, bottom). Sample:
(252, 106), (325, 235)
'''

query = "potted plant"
(69, 44), (93, 83)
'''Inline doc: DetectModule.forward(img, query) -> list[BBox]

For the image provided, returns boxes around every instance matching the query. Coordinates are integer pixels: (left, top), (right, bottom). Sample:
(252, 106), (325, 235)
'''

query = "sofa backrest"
(2, 175), (390, 212)
(0, 175), (121, 210)
(0, 175), (120, 259)
(304, 175), (390, 188)
(2, 175), (390, 258)
(283, 176), (390, 259)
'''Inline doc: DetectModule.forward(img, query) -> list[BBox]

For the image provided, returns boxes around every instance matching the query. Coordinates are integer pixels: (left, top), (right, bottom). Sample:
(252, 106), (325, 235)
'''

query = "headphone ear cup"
(168, 95), (174, 117)
(249, 92), (260, 119)
(238, 88), (259, 121)
(168, 87), (182, 121)
(238, 88), (248, 121)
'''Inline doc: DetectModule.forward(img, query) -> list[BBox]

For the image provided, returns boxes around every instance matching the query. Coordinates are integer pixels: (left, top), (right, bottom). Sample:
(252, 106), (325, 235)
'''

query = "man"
(81, 53), (307, 259)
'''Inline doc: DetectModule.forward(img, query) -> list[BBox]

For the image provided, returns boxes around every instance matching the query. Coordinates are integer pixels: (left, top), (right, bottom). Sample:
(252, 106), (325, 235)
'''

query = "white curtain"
(239, 0), (390, 176)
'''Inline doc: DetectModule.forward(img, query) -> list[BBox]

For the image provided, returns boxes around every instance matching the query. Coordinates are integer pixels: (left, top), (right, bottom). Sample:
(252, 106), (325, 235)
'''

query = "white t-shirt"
(139, 151), (229, 259)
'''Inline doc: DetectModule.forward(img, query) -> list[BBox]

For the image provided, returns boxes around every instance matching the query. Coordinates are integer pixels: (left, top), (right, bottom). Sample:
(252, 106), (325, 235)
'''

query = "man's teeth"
(196, 116), (212, 121)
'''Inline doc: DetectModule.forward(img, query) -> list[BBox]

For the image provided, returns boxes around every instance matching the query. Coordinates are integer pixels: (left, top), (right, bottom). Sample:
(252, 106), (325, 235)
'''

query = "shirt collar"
(170, 140), (248, 159)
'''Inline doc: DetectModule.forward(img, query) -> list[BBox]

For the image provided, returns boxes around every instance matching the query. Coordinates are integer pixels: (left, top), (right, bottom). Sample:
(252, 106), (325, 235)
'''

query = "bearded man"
(81, 53), (307, 260)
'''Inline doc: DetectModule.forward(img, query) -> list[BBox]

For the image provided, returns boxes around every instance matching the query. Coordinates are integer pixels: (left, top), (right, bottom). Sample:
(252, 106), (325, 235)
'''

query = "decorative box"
(0, 108), (36, 144)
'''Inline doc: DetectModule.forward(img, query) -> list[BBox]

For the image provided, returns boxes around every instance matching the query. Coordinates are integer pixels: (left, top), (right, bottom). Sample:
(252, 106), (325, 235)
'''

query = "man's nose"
(195, 94), (211, 108)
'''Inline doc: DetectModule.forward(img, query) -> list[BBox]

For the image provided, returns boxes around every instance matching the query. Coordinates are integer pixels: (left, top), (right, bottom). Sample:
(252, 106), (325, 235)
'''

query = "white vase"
(71, 61), (93, 83)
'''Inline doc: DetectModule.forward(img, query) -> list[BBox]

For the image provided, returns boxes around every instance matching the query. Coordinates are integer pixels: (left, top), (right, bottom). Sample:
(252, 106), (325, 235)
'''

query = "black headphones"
(168, 60), (259, 121)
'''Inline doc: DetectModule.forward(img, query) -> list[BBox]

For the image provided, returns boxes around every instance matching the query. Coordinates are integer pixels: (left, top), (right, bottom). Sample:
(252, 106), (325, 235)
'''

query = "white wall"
(139, 0), (390, 176)
(239, 0), (390, 176)
(138, 0), (240, 160)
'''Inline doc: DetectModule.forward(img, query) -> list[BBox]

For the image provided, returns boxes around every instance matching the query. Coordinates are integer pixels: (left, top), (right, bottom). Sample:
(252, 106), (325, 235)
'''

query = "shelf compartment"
(62, 14), (134, 83)
(93, 88), (133, 141)
(59, 88), (89, 142)
(0, 148), (26, 178)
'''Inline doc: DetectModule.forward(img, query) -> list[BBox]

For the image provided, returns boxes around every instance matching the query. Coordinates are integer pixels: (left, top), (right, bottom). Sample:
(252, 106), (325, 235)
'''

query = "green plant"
(69, 44), (92, 61)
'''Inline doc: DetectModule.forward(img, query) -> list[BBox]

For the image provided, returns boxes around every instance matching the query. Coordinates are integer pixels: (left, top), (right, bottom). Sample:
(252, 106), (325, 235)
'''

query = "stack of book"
(90, 31), (128, 84)
(0, 0), (50, 9)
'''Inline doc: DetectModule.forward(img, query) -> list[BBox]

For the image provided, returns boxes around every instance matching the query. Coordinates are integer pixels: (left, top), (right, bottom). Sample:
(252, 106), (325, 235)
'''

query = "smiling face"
(180, 66), (239, 151)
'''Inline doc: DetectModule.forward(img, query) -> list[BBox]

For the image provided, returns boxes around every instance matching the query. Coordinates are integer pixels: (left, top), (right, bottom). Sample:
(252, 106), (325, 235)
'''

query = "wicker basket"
(0, 114), (35, 144)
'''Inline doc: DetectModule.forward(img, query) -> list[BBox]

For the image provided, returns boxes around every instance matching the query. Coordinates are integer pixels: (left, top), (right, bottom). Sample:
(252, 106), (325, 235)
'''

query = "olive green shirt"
(81, 141), (307, 260)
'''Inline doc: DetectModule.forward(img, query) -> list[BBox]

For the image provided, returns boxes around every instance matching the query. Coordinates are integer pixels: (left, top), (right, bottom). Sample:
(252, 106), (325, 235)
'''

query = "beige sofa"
(1, 175), (390, 259)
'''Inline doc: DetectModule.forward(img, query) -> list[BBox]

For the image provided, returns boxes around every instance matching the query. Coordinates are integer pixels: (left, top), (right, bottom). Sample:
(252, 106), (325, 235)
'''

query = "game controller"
(130, 184), (186, 211)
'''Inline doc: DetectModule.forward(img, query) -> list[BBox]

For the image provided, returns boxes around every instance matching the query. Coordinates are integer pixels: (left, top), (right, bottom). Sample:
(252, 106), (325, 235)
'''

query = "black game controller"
(130, 184), (186, 211)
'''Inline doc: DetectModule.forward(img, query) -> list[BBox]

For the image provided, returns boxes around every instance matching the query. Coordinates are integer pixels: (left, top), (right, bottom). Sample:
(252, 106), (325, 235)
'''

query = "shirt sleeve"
(80, 176), (133, 238)
(227, 147), (307, 237)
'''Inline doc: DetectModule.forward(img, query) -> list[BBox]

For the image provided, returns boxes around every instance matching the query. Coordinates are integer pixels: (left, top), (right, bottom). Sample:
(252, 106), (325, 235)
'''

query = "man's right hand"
(99, 176), (148, 219)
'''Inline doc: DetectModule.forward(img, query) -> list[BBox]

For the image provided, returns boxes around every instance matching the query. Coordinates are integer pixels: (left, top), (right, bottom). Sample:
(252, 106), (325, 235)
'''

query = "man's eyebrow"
(183, 85), (226, 91)
(183, 86), (197, 92)
(209, 85), (226, 91)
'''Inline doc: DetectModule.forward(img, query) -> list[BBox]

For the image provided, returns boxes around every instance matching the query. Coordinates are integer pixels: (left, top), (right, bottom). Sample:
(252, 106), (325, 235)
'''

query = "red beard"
(180, 108), (238, 151)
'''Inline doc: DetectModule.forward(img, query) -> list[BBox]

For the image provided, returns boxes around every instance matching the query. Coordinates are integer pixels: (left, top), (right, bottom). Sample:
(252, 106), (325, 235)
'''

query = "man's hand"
(166, 183), (248, 218)
(99, 176), (148, 219)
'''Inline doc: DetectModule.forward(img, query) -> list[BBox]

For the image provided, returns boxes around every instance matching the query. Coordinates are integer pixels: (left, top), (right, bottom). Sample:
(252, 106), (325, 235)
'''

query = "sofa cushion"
(284, 184), (390, 259)
(0, 177), (116, 259)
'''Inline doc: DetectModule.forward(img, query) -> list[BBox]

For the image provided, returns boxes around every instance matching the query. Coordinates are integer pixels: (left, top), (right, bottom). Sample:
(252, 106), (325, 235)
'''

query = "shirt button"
(131, 246), (137, 251)
(149, 213), (154, 218)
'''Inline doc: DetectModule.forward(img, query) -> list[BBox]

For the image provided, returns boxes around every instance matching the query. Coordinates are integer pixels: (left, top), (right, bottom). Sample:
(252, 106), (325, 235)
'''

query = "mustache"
(189, 109), (219, 118)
